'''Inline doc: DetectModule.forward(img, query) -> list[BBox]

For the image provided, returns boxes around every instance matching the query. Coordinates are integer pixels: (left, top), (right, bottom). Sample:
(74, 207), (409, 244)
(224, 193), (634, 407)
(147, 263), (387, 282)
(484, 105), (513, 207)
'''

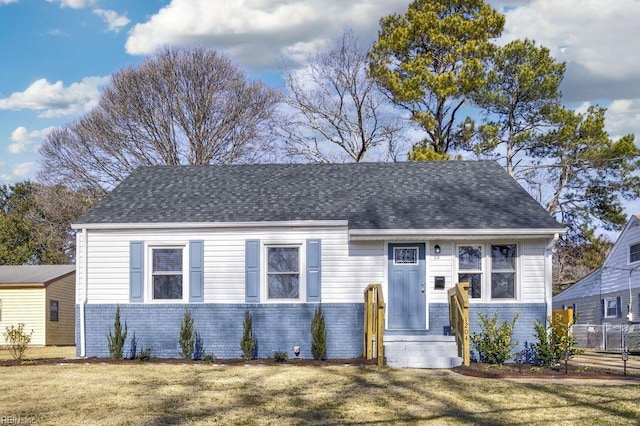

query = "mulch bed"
(453, 361), (639, 380)
(0, 356), (378, 368)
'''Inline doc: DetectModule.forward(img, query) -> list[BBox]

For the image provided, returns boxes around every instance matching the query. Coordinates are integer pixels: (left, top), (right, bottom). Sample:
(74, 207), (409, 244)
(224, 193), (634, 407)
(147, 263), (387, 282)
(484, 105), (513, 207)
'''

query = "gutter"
(79, 228), (88, 358)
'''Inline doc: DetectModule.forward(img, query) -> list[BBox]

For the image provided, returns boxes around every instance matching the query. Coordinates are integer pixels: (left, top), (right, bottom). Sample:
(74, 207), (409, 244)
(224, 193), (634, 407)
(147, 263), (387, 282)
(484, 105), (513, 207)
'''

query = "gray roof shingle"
(76, 161), (562, 230)
(0, 265), (75, 285)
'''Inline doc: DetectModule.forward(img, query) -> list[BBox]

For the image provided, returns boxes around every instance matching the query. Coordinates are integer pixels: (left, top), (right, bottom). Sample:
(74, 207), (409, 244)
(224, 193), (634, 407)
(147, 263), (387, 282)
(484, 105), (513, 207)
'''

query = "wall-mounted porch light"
(434, 244), (441, 254)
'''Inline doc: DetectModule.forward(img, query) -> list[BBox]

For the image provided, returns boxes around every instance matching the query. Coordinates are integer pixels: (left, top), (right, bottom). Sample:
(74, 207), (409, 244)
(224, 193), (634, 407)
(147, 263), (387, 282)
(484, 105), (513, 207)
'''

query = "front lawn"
(0, 362), (638, 425)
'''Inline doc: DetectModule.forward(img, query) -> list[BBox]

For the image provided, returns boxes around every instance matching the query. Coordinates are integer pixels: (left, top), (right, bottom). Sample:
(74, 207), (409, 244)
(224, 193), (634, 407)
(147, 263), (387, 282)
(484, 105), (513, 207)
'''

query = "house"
(0, 265), (76, 346)
(73, 161), (563, 365)
(553, 215), (640, 325)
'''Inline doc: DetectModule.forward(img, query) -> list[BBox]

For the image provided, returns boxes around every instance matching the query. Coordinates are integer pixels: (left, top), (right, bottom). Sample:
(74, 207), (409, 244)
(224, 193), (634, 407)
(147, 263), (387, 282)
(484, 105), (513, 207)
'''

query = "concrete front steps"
(384, 335), (462, 368)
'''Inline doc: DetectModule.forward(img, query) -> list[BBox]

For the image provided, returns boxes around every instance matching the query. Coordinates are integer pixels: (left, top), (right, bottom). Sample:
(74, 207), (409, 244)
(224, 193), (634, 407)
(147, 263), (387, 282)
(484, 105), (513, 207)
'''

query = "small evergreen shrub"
(202, 353), (216, 363)
(128, 331), (138, 360)
(194, 332), (206, 361)
(274, 351), (288, 362)
(179, 308), (195, 360)
(240, 310), (256, 360)
(107, 306), (127, 359)
(3, 323), (33, 362)
(136, 348), (152, 361)
(470, 312), (519, 365)
(311, 304), (327, 360)
(532, 313), (581, 366)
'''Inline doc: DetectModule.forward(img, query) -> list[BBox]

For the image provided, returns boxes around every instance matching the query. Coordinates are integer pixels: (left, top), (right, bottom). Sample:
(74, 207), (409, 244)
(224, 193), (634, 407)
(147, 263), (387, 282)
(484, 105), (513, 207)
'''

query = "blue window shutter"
(245, 240), (260, 302)
(600, 299), (604, 319)
(616, 296), (622, 318)
(572, 304), (577, 322)
(189, 240), (204, 302)
(306, 239), (321, 302)
(130, 241), (144, 302)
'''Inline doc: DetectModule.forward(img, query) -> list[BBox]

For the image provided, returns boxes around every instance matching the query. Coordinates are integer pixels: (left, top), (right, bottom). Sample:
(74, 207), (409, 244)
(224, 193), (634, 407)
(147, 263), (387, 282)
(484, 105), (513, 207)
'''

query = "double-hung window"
(604, 297), (618, 318)
(458, 246), (483, 299)
(491, 244), (517, 299)
(152, 247), (184, 300)
(630, 243), (640, 264)
(267, 246), (300, 299)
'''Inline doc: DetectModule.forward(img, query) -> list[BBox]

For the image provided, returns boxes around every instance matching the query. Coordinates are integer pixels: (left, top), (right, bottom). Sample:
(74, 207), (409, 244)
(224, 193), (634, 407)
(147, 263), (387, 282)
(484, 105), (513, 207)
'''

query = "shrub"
(194, 332), (206, 361)
(107, 306), (127, 359)
(471, 312), (519, 365)
(3, 323), (33, 362)
(311, 304), (327, 360)
(532, 313), (581, 366)
(202, 353), (216, 363)
(240, 310), (256, 360)
(136, 348), (152, 361)
(179, 308), (195, 360)
(273, 351), (288, 362)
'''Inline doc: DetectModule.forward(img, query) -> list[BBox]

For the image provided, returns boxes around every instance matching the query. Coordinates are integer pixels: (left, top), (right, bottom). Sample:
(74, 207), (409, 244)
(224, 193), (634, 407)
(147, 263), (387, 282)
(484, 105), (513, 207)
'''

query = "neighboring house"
(73, 161), (563, 364)
(554, 215), (640, 325)
(0, 265), (76, 346)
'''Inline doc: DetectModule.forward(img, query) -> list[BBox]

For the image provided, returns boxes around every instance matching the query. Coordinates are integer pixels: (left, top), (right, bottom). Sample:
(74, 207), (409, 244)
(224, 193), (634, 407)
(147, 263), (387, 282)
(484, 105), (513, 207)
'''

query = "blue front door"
(388, 243), (426, 329)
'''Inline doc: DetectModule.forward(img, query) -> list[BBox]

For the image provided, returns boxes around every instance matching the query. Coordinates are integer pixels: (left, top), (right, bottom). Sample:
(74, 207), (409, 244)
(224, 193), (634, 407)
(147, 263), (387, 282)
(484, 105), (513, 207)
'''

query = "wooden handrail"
(448, 282), (470, 366)
(363, 283), (385, 366)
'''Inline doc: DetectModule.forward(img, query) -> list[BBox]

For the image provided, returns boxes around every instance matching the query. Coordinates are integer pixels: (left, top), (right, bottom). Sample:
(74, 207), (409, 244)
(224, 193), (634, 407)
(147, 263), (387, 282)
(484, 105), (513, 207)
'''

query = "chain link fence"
(572, 324), (640, 352)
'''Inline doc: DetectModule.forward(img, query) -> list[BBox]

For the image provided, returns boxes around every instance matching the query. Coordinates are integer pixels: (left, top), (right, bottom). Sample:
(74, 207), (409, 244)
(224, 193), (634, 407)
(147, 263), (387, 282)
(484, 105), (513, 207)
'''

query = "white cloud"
(604, 100), (640, 140)
(493, 0), (640, 101)
(7, 126), (56, 154)
(125, 0), (410, 69)
(93, 8), (130, 33)
(6, 162), (38, 180)
(46, 0), (93, 8)
(0, 76), (109, 118)
(0, 0), (19, 6)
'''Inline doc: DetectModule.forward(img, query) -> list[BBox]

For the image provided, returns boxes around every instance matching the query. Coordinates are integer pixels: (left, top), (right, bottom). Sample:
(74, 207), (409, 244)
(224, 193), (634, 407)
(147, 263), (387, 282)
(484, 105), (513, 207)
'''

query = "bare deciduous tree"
(279, 31), (407, 163)
(39, 47), (280, 193)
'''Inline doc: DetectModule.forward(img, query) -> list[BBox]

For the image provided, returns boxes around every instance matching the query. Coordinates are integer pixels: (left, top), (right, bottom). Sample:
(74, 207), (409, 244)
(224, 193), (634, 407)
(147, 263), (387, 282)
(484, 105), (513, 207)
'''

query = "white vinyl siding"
(79, 226), (551, 306)
(82, 225), (376, 304)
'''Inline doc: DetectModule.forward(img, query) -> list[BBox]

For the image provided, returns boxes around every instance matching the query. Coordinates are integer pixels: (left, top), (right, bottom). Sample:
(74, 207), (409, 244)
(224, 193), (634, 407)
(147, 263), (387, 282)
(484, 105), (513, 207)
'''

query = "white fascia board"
(349, 227), (566, 241)
(71, 220), (349, 231)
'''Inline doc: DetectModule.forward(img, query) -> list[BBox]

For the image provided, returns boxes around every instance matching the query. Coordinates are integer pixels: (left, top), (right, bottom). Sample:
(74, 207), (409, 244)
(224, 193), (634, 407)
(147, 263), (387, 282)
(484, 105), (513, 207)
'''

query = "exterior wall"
(553, 217), (640, 325)
(76, 225), (552, 358)
(78, 303), (363, 359)
(45, 274), (76, 345)
(80, 225), (374, 304)
(0, 288), (45, 345)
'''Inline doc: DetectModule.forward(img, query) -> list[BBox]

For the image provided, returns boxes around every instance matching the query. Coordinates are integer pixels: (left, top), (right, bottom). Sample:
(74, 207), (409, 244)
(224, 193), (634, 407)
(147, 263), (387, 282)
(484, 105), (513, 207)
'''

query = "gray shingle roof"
(0, 265), (75, 285)
(76, 161), (562, 230)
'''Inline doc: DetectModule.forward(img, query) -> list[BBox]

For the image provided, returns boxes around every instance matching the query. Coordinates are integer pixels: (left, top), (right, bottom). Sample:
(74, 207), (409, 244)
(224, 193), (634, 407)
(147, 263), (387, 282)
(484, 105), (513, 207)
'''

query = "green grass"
(0, 363), (638, 425)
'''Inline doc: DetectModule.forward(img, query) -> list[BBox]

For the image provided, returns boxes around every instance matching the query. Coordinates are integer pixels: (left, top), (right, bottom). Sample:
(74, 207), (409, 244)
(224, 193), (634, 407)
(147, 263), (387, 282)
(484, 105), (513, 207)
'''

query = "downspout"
(544, 234), (560, 321)
(80, 228), (88, 357)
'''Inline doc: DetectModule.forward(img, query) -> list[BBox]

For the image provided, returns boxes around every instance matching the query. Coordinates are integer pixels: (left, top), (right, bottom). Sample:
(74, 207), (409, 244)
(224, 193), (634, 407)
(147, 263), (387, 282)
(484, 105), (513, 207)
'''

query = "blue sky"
(1, 0), (639, 197)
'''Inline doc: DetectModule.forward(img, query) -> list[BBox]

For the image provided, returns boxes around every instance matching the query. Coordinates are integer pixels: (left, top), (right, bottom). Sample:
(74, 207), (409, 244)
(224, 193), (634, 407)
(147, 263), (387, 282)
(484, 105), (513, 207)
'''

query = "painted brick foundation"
(77, 303), (364, 359)
(431, 302), (547, 359)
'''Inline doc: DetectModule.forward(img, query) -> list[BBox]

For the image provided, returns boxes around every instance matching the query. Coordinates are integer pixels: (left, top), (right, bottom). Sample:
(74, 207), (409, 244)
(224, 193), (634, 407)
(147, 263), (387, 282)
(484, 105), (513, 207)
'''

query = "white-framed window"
(457, 243), (518, 301)
(50, 300), (59, 322)
(604, 297), (618, 318)
(151, 246), (184, 300)
(458, 245), (483, 299)
(266, 245), (300, 300)
(630, 243), (640, 264)
(490, 244), (517, 299)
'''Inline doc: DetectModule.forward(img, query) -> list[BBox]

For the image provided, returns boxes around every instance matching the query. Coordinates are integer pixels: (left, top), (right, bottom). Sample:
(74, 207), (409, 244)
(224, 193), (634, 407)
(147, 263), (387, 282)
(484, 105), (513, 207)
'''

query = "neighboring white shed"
(0, 265), (76, 346)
